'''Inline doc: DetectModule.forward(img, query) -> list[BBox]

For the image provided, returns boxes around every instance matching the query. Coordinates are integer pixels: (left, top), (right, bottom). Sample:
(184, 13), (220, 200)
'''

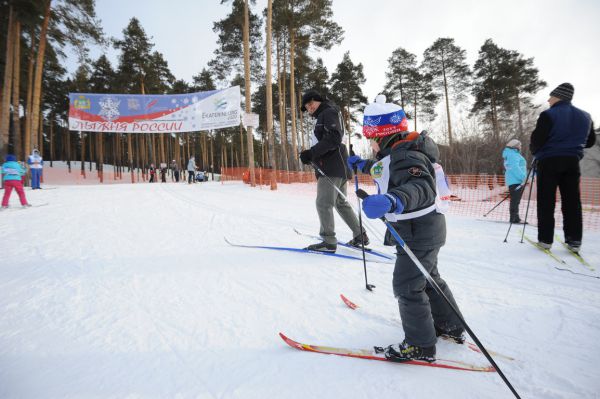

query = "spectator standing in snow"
(530, 83), (596, 253)
(298, 89), (368, 252)
(148, 163), (156, 183)
(347, 95), (465, 363)
(502, 139), (527, 223)
(27, 149), (43, 189)
(187, 156), (197, 184)
(160, 163), (167, 183)
(170, 160), (180, 182)
(2, 154), (31, 208)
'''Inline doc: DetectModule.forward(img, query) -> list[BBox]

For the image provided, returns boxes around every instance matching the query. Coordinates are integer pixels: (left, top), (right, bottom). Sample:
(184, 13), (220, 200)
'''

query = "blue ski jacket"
(502, 147), (526, 186)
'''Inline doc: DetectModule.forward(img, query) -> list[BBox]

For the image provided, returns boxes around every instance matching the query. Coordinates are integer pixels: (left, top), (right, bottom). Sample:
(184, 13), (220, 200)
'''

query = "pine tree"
(209, 0), (263, 83)
(471, 39), (513, 142)
(404, 69), (438, 132)
(329, 52), (367, 136)
(422, 38), (471, 145)
(384, 47), (418, 110)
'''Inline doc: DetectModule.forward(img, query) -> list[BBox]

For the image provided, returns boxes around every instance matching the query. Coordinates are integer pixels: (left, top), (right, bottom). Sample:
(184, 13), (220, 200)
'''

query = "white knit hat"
(362, 95), (408, 138)
(506, 139), (521, 149)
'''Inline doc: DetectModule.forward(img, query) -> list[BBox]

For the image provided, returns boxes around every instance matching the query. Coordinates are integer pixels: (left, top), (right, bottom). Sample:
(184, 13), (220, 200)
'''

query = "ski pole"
(355, 188), (522, 399)
(483, 192), (510, 217)
(520, 160), (537, 244)
(353, 167), (375, 291)
(503, 165), (534, 242)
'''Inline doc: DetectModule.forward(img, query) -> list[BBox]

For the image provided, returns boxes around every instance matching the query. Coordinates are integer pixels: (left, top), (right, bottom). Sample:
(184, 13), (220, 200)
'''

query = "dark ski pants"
(508, 184), (524, 222)
(393, 247), (463, 348)
(315, 177), (362, 245)
(188, 171), (195, 184)
(536, 156), (583, 244)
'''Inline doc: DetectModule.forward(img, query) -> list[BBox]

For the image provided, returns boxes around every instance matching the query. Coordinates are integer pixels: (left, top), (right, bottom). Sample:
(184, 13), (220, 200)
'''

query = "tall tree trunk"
(441, 58), (453, 145)
(288, 26), (298, 171)
(413, 92), (418, 131)
(278, 37), (289, 171)
(515, 91), (523, 137)
(12, 19), (22, 159)
(24, 27), (35, 157)
(0, 6), (15, 159)
(29, 0), (52, 153)
(298, 89), (305, 151)
(80, 132), (85, 177)
(265, 0), (277, 189)
(210, 134), (214, 177)
(243, 0), (255, 186)
(159, 133), (165, 164)
(49, 117), (54, 166)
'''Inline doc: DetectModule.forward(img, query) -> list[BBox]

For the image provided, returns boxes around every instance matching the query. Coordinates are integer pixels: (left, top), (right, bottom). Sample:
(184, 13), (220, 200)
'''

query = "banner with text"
(68, 86), (241, 133)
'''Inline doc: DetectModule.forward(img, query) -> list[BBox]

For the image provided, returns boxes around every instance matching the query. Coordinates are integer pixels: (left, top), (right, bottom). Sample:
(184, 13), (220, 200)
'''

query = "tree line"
(0, 0), (547, 184)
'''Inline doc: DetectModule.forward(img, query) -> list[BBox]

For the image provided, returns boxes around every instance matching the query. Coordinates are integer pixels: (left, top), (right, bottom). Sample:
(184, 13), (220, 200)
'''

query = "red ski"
(279, 332), (496, 372)
(340, 294), (515, 361)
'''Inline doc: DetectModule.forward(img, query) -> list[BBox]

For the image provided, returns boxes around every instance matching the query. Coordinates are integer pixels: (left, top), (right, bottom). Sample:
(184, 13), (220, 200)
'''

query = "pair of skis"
(522, 232), (594, 271)
(280, 294), (513, 372)
(224, 228), (394, 264)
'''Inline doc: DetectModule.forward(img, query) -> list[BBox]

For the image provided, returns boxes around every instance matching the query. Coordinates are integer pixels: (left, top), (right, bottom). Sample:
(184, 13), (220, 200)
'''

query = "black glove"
(300, 150), (312, 165)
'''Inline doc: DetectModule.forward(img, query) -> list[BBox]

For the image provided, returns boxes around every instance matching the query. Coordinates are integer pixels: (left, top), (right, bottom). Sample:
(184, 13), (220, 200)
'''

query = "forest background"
(1, 0), (599, 185)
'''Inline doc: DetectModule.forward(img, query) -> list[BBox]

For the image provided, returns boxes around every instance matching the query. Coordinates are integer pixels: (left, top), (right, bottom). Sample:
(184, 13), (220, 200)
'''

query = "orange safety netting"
(221, 167), (600, 231)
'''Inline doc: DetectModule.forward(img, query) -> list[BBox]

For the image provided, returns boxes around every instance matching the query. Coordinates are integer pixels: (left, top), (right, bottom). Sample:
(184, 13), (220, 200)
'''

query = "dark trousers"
(536, 156), (582, 244)
(188, 171), (194, 184)
(508, 184), (524, 222)
(392, 247), (463, 348)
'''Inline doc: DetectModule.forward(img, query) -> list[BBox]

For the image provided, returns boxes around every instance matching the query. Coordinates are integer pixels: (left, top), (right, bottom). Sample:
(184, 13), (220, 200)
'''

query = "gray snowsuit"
(361, 131), (464, 348)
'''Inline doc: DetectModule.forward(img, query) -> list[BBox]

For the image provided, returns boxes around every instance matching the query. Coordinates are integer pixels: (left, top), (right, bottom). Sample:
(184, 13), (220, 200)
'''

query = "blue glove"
(347, 155), (366, 171)
(362, 194), (404, 219)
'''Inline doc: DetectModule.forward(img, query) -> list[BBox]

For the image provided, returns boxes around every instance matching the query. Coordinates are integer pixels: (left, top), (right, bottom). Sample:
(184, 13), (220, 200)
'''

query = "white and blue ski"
(293, 228), (394, 261)
(224, 237), (392, 263)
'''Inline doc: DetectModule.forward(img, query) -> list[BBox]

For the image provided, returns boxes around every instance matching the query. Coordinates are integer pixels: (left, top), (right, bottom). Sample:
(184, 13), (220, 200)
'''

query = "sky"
(83, 0), (600, 124)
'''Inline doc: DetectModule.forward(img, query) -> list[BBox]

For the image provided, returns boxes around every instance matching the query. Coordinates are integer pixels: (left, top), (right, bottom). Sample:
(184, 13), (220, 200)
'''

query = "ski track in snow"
(1, 181), (599, 398)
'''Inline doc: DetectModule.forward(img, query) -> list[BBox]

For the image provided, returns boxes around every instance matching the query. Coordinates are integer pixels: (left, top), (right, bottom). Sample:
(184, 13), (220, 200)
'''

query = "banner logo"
(73, 95), (90, 110)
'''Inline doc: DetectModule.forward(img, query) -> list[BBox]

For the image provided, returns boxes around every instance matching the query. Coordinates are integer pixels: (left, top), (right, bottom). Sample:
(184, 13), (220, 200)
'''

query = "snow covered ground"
(1, 180), (599, 399)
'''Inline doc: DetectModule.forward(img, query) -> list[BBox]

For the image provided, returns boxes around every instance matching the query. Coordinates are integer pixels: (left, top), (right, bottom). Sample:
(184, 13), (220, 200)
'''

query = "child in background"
(2, 154), (31, 208)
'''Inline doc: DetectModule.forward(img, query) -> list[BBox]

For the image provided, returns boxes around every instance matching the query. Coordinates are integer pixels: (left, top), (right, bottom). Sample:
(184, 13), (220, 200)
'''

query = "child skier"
(347, 95), (465, 362)
(2, 154), (31, 208)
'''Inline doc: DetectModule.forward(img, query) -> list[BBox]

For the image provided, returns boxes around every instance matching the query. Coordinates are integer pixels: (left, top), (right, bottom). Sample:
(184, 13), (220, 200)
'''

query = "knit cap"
(362, 95), (408, 138)
(506, 139), (521, 149)
(550, 83), (574, 102)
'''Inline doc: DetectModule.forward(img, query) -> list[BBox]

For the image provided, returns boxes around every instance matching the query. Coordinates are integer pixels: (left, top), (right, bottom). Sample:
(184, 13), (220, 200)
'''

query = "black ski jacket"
(308, 101), (351, 180)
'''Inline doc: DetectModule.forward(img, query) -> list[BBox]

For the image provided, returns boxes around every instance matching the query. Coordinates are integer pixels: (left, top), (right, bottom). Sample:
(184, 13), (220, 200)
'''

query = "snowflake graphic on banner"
(99, 96), (121, 122)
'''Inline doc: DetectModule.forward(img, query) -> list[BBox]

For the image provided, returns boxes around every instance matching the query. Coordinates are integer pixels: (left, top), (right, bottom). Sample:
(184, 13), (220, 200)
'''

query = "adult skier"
(530, 82), (596, 252)
(299, 89), (368, 252)
(502, 139), (527, 223)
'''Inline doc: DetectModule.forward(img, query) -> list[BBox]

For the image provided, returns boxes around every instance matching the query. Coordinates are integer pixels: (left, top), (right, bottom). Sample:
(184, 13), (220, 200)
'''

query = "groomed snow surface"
(1, 179), (599, 399)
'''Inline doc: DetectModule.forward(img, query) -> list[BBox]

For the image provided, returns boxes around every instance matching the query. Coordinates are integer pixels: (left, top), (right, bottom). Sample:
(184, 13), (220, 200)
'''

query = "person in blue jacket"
(2, 154), (30, 208)
(530, 83), (596, 253)
(27, 148), (43, 189)
(502, 139), (527, 223)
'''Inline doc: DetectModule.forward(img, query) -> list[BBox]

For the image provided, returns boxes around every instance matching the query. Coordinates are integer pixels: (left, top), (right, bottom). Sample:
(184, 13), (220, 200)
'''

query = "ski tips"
(340, 294), (358, 310)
